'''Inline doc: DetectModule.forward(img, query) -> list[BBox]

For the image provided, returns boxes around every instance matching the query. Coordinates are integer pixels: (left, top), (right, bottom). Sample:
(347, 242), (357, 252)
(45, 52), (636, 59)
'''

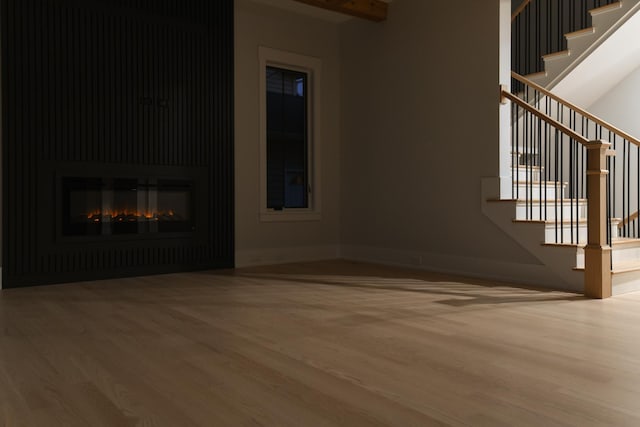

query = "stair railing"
(512, 0), (617, 83)
(512, 72), (640, 244)
(503, 73), (640, 297)
(503, 81), (590, 248)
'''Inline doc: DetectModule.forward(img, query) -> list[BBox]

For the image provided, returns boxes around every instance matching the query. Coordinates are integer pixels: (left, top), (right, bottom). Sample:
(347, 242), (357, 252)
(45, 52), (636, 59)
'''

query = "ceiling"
(250, 0), (392, 24)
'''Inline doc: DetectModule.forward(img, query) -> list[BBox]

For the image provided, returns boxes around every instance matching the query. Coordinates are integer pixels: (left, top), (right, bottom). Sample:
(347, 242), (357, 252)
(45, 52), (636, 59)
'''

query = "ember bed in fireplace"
(62, 177), (195, 237)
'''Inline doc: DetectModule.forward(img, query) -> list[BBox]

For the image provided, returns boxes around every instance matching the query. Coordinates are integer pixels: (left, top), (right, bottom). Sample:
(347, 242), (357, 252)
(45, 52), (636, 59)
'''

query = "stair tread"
(513, 218), (589, 225)
(486, 198), (588, 204)
(543, 49), (571, 61)
(590, 1), (622, 16)
(513, 215), (620, 222)
(514, 198), (588, 203)
(612, 237), (640, 247)
(565, 26), (595, 39)
(524, 71), (547, 80)
(543, 242), (581, 248)
(513, 180), (568, 186)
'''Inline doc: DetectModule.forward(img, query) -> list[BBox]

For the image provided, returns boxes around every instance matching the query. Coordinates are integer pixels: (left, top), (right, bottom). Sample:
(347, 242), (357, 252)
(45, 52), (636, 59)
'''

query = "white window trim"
(259, 46), (322, 222)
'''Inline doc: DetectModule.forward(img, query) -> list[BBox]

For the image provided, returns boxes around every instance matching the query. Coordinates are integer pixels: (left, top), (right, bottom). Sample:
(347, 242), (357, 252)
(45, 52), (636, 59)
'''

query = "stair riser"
(544, 223), (619, 244)
(566, 31), (597, 57)
(591, 3), (625, 31)
(515, 203), (586, 221)
(544, 226), (586, 245)
(513, 184), (565, 200)
(612, 246), (640, 264)
(543, 54), (573, 78)
(577, 243), (639, 269)
(512, 168), (542, 182)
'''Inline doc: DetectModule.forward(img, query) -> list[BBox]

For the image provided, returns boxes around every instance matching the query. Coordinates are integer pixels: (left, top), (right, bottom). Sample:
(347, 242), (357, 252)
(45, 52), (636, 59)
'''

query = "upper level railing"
(512, 0), (617, 78)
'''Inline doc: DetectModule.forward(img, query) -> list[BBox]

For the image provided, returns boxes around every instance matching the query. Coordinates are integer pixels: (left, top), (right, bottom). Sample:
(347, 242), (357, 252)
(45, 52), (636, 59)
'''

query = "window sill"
(260, 210), (321, 223)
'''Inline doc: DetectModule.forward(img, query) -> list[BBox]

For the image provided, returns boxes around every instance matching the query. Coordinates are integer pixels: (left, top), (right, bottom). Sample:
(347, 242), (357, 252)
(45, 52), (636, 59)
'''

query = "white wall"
(588, 64), (640, 139)
(339, 0), (541, 279)
(587, 65), (640, 226)
(234, 0), (342, 266)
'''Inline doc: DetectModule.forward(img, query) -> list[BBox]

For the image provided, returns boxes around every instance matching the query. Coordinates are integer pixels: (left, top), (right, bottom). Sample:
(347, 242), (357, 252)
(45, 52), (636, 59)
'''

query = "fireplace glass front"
(62, 177), (194, 236)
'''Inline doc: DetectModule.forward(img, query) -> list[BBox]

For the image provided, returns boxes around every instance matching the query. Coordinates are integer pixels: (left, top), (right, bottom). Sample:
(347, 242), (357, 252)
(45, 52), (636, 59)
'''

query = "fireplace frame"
(61, 176), (196, 239)
(37, 161), (210, 251)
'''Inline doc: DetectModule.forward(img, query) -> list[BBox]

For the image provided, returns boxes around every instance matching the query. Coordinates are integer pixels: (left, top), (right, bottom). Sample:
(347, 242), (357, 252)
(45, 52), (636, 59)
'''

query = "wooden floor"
(3, 260), (640, 426)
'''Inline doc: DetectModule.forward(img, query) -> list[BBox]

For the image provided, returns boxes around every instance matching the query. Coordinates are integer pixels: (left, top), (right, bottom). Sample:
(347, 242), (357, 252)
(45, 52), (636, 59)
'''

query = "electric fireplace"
(62, 177), (195, 237)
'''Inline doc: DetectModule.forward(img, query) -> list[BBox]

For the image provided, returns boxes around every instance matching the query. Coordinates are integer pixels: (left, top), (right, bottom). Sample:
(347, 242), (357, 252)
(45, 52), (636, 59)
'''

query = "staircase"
(485, 0), (640, 297)
(513, 0), (640, 89)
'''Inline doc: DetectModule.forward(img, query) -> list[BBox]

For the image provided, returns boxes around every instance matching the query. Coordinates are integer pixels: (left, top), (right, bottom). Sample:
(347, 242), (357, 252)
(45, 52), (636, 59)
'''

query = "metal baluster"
(554, 129), (560, 243)
(511, 102), (520, 199)
(627, 138), (631, 238)
(544, 97), (553, 220)
(538, 102), (543, 220)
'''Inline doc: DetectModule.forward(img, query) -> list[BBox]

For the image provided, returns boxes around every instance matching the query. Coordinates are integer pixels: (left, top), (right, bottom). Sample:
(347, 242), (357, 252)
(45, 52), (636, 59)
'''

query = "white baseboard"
(340, 244), (578, 292)
(236, 245), (340, 268)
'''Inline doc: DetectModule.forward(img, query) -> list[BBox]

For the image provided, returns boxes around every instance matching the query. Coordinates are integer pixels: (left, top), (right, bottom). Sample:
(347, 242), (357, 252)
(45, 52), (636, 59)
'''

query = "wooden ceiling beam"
(292, 0), (388, 22)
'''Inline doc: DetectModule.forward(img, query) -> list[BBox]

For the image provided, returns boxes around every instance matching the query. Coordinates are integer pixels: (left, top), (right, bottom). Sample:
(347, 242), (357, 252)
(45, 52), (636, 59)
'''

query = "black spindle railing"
(510, 85), (587, 245)
(510, 72), (640, 251)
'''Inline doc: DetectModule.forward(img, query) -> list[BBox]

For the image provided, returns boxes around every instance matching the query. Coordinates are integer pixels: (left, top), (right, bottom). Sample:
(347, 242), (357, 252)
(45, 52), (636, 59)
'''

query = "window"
(266, 66), (308, 209)
(259, 47), (321, 222)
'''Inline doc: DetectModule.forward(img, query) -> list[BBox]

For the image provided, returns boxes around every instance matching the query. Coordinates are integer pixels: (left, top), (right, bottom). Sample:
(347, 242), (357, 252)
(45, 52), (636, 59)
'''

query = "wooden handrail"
(512, 0), (532, 21)
(501, 90), (590, 146)
(512, 71), (640, 147)
(618, 211), (640, 229)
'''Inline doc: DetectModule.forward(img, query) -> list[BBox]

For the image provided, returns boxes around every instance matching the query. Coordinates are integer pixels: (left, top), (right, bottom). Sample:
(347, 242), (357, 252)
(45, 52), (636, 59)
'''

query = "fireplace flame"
(85, 208), (177, 222)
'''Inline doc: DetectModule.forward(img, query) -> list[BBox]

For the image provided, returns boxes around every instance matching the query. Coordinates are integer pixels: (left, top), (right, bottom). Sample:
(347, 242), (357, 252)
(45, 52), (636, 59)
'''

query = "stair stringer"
(481, 177), (584, 293)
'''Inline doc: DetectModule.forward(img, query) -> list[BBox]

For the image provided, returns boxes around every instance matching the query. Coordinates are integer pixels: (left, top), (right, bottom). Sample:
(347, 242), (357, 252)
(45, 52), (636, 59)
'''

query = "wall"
(340, 0), (543, 282)
(234, 0), (341, 266)
(588, 65), (640, 138)
(587, 65), (640, 229)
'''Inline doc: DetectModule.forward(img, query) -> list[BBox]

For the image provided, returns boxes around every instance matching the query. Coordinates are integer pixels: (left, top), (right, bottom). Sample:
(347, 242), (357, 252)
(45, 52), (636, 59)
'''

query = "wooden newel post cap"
(586, 140), (612, 173)
(586, 140), (611, 149)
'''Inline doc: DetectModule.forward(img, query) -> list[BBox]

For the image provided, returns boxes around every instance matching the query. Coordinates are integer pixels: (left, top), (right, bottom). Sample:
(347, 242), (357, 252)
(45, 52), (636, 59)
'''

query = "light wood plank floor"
(2, 260), (640, 426)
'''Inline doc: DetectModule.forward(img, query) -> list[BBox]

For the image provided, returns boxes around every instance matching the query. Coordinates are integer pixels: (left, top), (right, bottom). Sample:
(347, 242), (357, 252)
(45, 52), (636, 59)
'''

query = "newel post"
(584, 140), (612, 299)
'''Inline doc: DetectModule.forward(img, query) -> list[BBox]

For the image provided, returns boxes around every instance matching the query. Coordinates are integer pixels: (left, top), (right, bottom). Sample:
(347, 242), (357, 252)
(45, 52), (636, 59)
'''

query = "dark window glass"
(266, 66), (308, 209)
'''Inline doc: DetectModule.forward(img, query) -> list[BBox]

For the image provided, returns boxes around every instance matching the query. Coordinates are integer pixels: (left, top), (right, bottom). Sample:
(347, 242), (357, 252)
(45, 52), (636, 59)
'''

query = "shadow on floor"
(230, 269), (585, 307)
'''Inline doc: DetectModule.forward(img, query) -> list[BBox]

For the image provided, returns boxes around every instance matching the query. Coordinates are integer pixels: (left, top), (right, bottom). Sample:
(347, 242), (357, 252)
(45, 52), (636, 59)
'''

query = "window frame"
(259, 46), (322, 222)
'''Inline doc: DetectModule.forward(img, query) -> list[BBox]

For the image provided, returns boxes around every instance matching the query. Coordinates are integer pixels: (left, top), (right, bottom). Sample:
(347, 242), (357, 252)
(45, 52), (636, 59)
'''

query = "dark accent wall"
(1, 0), (234, 287)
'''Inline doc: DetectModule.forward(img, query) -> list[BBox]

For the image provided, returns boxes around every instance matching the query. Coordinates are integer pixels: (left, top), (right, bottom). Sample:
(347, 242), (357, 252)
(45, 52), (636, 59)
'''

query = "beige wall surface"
(339, 0), (536, 266)
(589, 65), (640, 138)
(234, 0), (342, 265)
(235, 0), (540, 280)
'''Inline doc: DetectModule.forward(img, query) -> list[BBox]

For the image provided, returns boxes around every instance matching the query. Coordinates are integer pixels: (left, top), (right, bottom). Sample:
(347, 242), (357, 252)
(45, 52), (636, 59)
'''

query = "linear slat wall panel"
(2, 0), (234, 287)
